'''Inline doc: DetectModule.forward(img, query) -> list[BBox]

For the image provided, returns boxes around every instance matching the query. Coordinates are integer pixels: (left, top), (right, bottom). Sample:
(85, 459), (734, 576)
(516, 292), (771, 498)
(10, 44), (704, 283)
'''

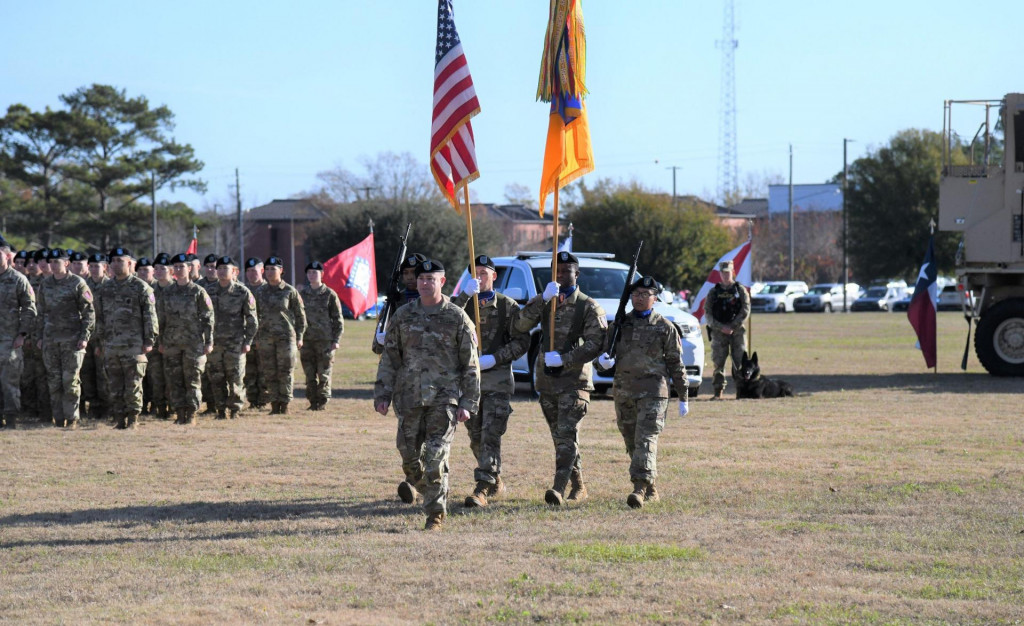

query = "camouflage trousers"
(614, 395), (668, 483)
(467, 391), (512, 484)
(42, 341), (85, 424)
(19, 340), (49, 418)
(163, 345), (206, 412)
(539, 390), (589, 491)
(103, 351), (148, 418)
(710, 328), (746, 392)
(300, 340), (335, 407)
(0, 341), (23, 418)
(207, 346), (245, 412)
(257, 335), (296, 404)
(244, 350), (264, 406)
(396, 403), (458, 516)
(81, 340), (110, 417)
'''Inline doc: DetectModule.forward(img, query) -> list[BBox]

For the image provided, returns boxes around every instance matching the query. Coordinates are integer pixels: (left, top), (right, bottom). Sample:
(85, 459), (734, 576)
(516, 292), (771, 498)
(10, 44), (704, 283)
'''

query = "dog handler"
(705, 260), (749, 400)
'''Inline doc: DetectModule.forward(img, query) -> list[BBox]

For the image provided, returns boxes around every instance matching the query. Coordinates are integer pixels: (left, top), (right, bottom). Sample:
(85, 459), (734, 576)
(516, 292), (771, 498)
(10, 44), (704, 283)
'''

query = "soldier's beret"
(88, 253), (108, 264)
(402, 253), (427, 270)
(69, 251), (88, 262)
(137, 257), (153, 268)
(630, 275), (662, 295)
(305, 261), (324, 272)
(32, 249), (48, 262)
(216, 255), (236, 267)
(245, 257), (263, 268)
(557, 251), (579, 265)
(719, 260), (734, 271)
(153, 254), (171, 266)
(265, 256), (284, 267)
(65, 248), (75, 257)
(414, 259), (445, 276)
(15, 250), (29, 260)
(204, 253), (219, 265)
(185, 253), (199, 263)
(171, 253), (189, 265)
(108, 247), (132, 259)
(472, 254), (496, 272)
(48, 248), (68, 260)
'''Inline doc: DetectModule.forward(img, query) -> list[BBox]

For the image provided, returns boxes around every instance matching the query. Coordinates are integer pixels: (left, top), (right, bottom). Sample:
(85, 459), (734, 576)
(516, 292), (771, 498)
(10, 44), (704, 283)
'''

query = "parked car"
(937, 284), (967, 311)
(793, 283), (862, 312)
(749, 281), (809, 313)
(890, 286), (915, 312)
(851, 280), (908, 312)
(453, 252), (705, 396)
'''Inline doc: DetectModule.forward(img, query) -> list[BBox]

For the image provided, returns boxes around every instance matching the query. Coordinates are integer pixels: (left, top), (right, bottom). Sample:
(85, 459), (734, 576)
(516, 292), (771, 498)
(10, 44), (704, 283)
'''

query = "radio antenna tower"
(716, 0), (738, 201)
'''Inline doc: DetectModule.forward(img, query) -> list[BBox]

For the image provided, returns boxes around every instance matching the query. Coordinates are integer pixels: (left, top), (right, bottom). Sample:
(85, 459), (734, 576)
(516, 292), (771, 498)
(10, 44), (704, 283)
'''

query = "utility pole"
(357, 186), (378, 201)
(236, 168), (244, 266)
(788, 144), (794, 280)
(842, 139), (853, 312)
(666, 166), (681, 204)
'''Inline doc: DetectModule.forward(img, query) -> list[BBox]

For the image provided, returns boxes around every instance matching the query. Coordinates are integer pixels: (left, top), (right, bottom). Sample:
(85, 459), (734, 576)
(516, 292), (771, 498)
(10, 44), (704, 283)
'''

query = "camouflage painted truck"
(939, 93), (1024, 375)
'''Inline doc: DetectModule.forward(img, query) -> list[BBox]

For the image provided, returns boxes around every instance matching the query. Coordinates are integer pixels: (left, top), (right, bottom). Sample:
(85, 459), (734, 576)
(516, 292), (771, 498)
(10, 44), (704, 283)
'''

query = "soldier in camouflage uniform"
(597, 276), (689, 509)
(372, 253), (426, 355)
(243, 258), (268, 409)
(13, 249), (29, 274)
(94, 247), (158, 430)
(20, 250), (49, 421)
(69, 251), (89, 279)
(196, 253), (218, 415)
(135, 256), (156, 413)
(207, 256), (258, 420)
(157, 253), (214, 425)
(374, 259), (480, 531)
(455, 255), (530, 508)
(135, 257), (154, 284)
(36, 248), (95, 429)
(705, 260), (749, 400)
(0, 238), (37, 428)
(254, 256), (306, 415)
(514, 251), (607, 506)
(187, 253), (201, 281)
(299, 261), (343, 411)
(197, 254), (218, 291)
(81, 253), (111, 420)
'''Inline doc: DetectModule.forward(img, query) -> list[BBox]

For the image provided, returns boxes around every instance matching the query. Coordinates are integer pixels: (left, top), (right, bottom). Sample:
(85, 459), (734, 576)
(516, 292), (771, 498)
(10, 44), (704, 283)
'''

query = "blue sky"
(3, 1), (1020, 212)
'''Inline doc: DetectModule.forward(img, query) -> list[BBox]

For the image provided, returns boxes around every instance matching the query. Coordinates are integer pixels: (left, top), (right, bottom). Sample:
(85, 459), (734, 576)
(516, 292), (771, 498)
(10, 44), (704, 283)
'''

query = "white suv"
(750, 281), (809, 313)
(453, 252), (705, 396)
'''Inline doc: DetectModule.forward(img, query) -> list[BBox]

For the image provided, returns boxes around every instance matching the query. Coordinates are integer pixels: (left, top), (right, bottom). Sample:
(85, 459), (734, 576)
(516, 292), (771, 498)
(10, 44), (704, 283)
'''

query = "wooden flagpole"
(461, 187), (482, 348)
(549, 185), (560, 351)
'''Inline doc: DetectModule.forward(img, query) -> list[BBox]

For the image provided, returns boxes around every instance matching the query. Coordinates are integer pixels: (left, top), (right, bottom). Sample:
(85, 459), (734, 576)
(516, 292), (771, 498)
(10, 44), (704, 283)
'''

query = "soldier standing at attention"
(158, 253), (214, 425)
(82, 253), (111, 420)
(374, 259), (480, 531)
(187, 253), (202, 282)
(597, 276), (689, 509)
(299, 261), (343, 411)
(243, 258), (268, 409)
(148, 254), (174, 419)
(196, 253), (218, 415)
(94, 248), (158, 430)
(255, 256), (306, 415)
(0, 237), (37, 429)
(135, 257), (154, 284)
(197, 254), (218, 291)
(135, 256), (156, 414)
(514, 251), (607, 506)
(36, 248), (94, 429)
(372, 252), (427, 355)
(13, 249), (29, 274)
(36, 249), (52, 279)
(455, 255), (530, 508)
(705, 260), (749, 400)
(207, 256), (258, 420)
(20, 250), (49, 422)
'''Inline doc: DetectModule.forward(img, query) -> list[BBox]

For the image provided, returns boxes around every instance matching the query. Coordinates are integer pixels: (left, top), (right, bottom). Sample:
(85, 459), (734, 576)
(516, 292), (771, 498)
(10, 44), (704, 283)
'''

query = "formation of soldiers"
(0, 236), (342, 430)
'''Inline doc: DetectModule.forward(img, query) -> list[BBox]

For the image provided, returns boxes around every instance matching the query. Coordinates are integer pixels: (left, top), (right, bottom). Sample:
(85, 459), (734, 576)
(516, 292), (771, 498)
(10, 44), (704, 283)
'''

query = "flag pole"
(462, 187), (482, 348)
(549, 185), (560, 351)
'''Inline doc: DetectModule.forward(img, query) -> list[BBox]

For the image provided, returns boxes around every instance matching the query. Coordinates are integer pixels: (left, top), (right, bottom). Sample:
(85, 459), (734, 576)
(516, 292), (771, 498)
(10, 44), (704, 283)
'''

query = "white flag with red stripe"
(691, 239), (753, 325)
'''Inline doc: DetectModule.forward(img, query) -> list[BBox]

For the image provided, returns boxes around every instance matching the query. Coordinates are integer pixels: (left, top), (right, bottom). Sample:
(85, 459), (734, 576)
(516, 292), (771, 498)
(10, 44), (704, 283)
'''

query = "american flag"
(430, 0), (480, 210)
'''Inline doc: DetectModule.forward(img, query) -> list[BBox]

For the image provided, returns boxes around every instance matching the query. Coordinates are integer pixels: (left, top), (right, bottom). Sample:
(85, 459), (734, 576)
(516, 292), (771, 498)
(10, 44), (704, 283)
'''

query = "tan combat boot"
(127, 413), (140, 430)
(645, 482), (659, 503)
(544, 475), (569, 506)
(567, 470), (588, 502)
(464, 481), (490, 508)
(187, 410), (198, 425)
(397, 481), (419, 504)
(424, 512), (445, 531)
(627, 480), (647, 509)
(486, 476), (506, 499)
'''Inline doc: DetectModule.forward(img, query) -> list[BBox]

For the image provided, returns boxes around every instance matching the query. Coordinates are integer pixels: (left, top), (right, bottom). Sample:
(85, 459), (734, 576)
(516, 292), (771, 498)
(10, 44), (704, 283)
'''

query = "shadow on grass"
(745, 373), (1020, 395)
(330, 388), (375, 400)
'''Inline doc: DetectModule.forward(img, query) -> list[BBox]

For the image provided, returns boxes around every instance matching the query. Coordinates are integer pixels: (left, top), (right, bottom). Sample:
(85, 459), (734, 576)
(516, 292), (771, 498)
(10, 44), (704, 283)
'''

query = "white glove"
(598, 353), (615, 369)
(679, 399), (689, 417)
(375, 331), (386, 345)
(544, 351), (563, 368)
(478, 354), (496, 370)
(462, 278), (480, 297)
(542, 281), (559, 302)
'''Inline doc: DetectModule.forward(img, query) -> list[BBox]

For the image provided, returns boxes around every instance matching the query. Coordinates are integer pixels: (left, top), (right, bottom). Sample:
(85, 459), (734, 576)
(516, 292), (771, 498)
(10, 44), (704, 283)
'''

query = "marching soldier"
(207, 256), (258, 420)
(455, 254), (530, 508)
(157, 253), (214, 425)
(374, 259), (480, 531)
(254, 256), (306, 415)
(299, 261), (343, 411)
(36, 248), (94, 429)
(94, 248), (158, 430)
(514, 251), (607, 506)
(371, 252), (427, 355)
(705, 260), (750, 400)
(81, 252), (111, 420)
(243, 258), (268, 409)
(596, 276), (689, 508)
(20, 250), (49, 421)
(0, 237), (37, 428)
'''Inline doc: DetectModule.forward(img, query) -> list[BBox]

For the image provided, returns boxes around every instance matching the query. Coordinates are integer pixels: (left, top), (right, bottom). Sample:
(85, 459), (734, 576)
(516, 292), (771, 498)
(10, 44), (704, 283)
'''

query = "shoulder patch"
(83, 289), (93, 302)
(204, 295), (212, 308)
(248, 295), (256, 307)
(148, 293), (156, 304)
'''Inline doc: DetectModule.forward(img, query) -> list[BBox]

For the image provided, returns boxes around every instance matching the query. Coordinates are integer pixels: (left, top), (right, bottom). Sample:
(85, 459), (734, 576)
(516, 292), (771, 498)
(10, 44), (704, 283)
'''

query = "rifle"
(605, 240), (644, 358)
(373, 223), (412, 345)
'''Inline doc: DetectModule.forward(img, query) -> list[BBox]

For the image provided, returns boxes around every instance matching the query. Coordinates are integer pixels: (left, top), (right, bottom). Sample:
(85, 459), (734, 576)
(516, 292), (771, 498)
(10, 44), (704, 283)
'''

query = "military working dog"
(732, 352), (793, 399)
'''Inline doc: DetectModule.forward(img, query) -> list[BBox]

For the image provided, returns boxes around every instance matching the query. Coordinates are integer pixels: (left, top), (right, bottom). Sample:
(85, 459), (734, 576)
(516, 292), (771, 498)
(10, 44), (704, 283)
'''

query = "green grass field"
(1, 312), (1022, 624)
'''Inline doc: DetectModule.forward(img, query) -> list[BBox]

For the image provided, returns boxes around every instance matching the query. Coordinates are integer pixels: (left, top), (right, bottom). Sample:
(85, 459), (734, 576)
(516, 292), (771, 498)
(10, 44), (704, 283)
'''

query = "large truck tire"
(975, 297), (1024, 376)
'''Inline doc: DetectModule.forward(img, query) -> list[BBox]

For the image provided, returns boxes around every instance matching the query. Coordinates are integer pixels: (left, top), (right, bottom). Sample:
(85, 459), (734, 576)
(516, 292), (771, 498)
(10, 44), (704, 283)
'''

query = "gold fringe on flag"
(536, 0), (587, 102)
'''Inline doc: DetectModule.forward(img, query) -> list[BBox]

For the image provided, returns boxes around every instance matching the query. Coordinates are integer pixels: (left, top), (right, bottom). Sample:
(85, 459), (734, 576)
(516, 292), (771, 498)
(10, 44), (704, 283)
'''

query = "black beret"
(32, 249), (48, 262)
(69, 251), (88, 262)
(630, 276), (662, 294)
(557, 251), (579, 265)
(216, 255), (236, 268)
(402, 253), (427, 269)
(414, 259), (445, 276)
(245, 257), (263, 268)
(171, 253), (189, 265)
(48, 248), (68, 260)
(265, 256), (283, 267)
(136, 257), (153, 268)
(305, 261), (324, 272)
(153, 254), (171, 266)
(108, 247), (132, 259)
(88, 253), (108, 264)
(204, 253), (218, 265)
(185, 253), (198, 263)
(471, 254), (496, 272)
(15, 250), (29, 260)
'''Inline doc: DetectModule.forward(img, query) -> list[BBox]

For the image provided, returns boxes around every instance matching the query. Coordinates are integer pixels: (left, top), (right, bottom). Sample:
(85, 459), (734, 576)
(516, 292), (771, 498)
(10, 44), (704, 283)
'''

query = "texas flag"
(907, 236), (938, 369)
(323, 234), (378, 317)
(691, 238), (753, 325)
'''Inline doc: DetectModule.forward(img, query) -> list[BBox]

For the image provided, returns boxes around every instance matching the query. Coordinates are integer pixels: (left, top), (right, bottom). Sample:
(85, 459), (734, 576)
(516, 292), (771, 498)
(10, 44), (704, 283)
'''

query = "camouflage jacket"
(453, 291), (530, 394)
(374, 296), (480, 413)
(256, 281), (306, 342)
(37, 274), (95, 345)
(515, 288), (606, 393)
(608, 311), (687, 399)
(210, 280), (258, 351)
(371, 290), (419, 355)
(300, 283), (344, 345)
(706, 282), (750, 332)
(95, 275), (158, 353)
(26, 275), (44, 339)
(0, 267), (37, 343)
(157, 281), (214, 349)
